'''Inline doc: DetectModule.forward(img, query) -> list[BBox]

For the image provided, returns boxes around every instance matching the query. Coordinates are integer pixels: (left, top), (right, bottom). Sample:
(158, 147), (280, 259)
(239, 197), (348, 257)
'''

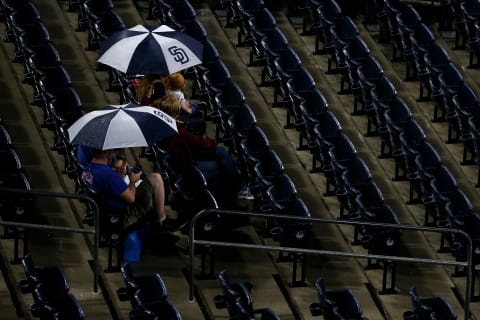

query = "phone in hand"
(130, 164), (142, 174)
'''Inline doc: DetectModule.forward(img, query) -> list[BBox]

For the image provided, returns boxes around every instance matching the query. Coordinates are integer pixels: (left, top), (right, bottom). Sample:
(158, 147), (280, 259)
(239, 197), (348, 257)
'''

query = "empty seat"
(404, 286), (457, 320)
(285, 67), (316, 128)
(367, 75), (397, 137)
(309, 277), (365, 319)
(437, 62), (464, 127)
(90, 10), (125, 51)
(396, 4), (422, 65)
(342, 36), (370, 97)
(310, 111), (343, 174)
(356, 55), (384, 115)
(314, 0), (342, 55)
(383, 96), (412, 159)
(453, 83), (480, 164)
(129, 290), (183, 320)
(329, 16), (360, 74)
(214, 269), (280, 319)
(166, 0), (196, 31)
(30, 283), (84, 320)
(18, 254), (70, 296)
(298, 87), (329, 149)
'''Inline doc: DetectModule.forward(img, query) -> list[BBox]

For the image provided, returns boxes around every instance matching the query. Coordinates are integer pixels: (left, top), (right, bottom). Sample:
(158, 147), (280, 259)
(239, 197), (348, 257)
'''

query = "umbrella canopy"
(97, 24), (203, 75)
(68, 102), (178, 150)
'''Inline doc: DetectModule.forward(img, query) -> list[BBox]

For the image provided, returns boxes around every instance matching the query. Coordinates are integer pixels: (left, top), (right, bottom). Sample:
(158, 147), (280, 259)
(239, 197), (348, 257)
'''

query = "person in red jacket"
(153, 95), (244, 204)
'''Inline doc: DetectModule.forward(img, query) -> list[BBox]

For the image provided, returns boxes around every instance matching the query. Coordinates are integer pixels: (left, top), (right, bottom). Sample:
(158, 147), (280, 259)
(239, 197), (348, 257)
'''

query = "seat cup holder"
(403, 310), (415, 320)
(214, 294), (226, 309)
(30, 303), (43, 318)
(128, 308), (144, 320)
(116, 287), (130, 301)
(18, 278), (31, 293)
(309, 302), (322, 316)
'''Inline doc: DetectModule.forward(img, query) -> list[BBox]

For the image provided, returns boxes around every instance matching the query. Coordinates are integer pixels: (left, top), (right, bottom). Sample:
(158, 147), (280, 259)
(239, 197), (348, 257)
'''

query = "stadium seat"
(14, 21), (49, 64)
(342, 36), (370, 96)
(0, 122), (12, 150)
(356, 55), (384, 115)
(419, 43), (451, 100)
(324, 132), (357, 198)
(268, 47), (301, 97)
(239, 126), (271, 178)
(35, 64), (72, 109)
(19, 254), (70, 297)
(383, 0), (403, 60)
(129, 290), (183, 320)
(90, 10), (125, 51)
(272, 47), (302, 109)
(314, 0), (342, 55)
(246, 6), (276, 50)
(437, 62), (464, 129)
(396, 4), (422, 74)
(452, 83), (480, 164)
(191, 39), (219, 100)
(252, 148), (285, 193)
(261, 27), (289, 76)
(0, 147), (22, 175)
(4, 1), (40, 44)
(183, 18), (207, 42)
(329, 16), (360, 75)
(215, 269), (281, 319)
(261, 173), (298, 215)
(460, 0), (480, 68)
(24, 42), (61, 86)
(298, 87), (329, 149)
(213, 80), (246, 131)
(383, 96), (412, 159)
(201, 60), (231, 116)
(30, 283), (84, 320)
(310, 111), (343, 175)
(226, 103), (257, 156)
(117, 263), (168, 307)
(395, 119), (426, 181)
(338, 157), (373, 217)
(428, 165), (458, 227)
(409, 141), (442, 206)
(352, 180), (386, 221)
(404, 286), (456, 320)
(285, 67), (316, 128)
(367, 75), (397, 137)
(166, 0), (196, 31)
(80, 0), (114, 34)
(408, 22), (435, 83)
(309, 277), (365, 319)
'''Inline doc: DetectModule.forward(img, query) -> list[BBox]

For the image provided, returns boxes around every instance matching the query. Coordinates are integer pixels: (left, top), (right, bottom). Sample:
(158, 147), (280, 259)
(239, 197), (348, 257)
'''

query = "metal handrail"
(188, 209), (473, 320)
(0, 187), (100, 293)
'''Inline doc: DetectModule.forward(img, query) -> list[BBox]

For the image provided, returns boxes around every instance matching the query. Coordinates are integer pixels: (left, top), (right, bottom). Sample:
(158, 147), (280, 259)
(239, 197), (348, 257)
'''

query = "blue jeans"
(196, 146), (239, 192)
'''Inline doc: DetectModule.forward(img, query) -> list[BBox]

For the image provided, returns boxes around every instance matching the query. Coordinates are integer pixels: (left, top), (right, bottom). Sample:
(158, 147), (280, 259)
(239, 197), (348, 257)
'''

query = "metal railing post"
(0, 188), (100, 293)
(188, 209), (474, 320)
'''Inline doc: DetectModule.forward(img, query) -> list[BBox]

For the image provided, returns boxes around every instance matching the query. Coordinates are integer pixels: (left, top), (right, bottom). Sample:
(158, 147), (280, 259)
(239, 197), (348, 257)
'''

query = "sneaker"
(160, 216), (179, 231)
(237, 185), (254, 200)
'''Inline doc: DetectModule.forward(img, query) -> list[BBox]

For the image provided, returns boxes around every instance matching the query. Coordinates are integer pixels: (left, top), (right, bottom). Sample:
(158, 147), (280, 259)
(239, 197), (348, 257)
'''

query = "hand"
(128, 170), (143, 184)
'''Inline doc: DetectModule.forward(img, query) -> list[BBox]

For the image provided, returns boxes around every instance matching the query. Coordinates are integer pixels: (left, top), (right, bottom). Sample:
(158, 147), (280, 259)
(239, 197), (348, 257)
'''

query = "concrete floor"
(1, 0), (480, 319)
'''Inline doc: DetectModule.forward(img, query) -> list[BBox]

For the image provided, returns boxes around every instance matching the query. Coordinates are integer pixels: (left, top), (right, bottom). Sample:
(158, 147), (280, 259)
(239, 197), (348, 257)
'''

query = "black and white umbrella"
(97, 24), (203, 75)
(68, 103), (178, 150)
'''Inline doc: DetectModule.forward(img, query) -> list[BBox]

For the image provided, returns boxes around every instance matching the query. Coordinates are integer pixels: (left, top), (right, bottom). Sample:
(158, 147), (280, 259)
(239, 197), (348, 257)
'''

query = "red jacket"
(160, 122), (217, 173)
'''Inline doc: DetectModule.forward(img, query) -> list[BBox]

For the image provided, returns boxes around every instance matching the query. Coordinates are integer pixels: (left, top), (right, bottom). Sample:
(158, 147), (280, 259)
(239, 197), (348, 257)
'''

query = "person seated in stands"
(154, 95), (248, 206)
(136, 74), (169, 105)
(168, 72), (206, 136)
(81, 148), (171, 230)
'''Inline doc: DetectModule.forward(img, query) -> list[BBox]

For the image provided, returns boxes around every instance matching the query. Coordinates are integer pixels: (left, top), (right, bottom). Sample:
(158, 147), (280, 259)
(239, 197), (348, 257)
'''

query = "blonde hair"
(168, 73), (185, 91)
(136, 74), (170, 102)
(152, 95), (181, 119)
